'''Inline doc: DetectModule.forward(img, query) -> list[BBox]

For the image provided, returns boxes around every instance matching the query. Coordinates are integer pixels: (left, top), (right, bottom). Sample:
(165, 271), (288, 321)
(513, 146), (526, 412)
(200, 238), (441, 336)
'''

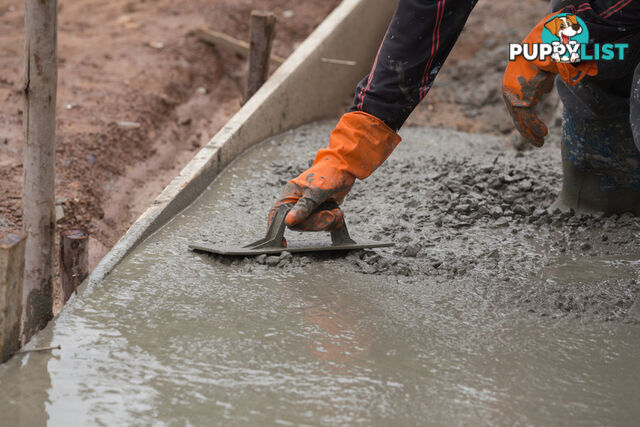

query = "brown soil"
(0, 0), (340, 269)
(0, 0), (549, 271)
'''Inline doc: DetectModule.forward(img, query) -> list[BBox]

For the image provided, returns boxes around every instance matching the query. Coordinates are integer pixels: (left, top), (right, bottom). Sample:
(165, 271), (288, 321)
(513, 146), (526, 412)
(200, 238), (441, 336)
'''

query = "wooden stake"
(22, 0), (58, 342)
(245, 11), (277, 101)
(195, 27), (285, 66)
(59, 229), (88, 304)
(0, 233), (27, 363)
(13, 344), (61, 355)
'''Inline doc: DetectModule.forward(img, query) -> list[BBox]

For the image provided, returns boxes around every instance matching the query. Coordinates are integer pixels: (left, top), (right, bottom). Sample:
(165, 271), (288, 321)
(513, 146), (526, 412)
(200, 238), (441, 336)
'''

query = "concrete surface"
(89, 0), (399, 284)
(1, 122), (638, 425)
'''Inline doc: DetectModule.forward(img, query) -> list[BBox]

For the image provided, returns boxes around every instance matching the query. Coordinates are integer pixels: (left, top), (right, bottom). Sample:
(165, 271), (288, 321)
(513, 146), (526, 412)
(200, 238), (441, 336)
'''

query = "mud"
(0, 0), (340, 267)
(1, 121), (639, 425)
(0, 0), (547, 259)
(0, 0), (548, 307)
(1, 0), (340, 314)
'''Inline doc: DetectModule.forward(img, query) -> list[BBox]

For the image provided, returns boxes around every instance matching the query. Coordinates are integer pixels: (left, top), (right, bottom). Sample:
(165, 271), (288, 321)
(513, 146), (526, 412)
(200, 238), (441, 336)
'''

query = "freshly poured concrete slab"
(89, 0), (399, 284)
(1, 122), (639, 425)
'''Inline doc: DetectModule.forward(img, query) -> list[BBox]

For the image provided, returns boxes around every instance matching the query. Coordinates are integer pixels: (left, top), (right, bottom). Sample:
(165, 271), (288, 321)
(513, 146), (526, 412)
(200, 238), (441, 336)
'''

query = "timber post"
(0, 233), (27, 363)
(59, 229), (89, 304)
(22, 0), (58, 341)
(245, 10), (277, 101)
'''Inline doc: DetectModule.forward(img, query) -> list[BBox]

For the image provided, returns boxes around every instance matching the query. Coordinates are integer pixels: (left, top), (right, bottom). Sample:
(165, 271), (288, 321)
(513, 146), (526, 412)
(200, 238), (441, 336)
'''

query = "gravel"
(202, 125), (640, 323)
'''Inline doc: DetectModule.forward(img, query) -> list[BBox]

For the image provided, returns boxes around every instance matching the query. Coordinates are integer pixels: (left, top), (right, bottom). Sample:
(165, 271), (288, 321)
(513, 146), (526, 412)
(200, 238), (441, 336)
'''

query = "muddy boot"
(556, 77), (640, 215)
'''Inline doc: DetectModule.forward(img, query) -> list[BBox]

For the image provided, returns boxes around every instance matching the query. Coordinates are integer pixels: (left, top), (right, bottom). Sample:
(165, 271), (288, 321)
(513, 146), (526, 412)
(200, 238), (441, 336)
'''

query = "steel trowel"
(189, 204), (394, 256)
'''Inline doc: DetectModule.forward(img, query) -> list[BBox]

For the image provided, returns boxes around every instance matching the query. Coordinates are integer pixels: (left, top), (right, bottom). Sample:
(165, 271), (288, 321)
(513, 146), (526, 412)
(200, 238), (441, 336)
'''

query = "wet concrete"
(1, 121), (639, 425)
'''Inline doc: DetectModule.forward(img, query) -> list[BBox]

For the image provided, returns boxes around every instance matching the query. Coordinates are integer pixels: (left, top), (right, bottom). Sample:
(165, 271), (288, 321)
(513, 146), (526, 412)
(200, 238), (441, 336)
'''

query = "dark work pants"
(348, 0), (478, 131)
(552, 3), (640, 212)
(350, 0), (640, 132)
(555, 61), (640, 213)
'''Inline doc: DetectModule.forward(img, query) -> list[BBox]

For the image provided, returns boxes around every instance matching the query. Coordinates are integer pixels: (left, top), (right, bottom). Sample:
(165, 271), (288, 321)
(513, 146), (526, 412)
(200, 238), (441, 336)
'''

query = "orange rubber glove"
(270, 111), (401, 231)
(503, 12), (598, 147)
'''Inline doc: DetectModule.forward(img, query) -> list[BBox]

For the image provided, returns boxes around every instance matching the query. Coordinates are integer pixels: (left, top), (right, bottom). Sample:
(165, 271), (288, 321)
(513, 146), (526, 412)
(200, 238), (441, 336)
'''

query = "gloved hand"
(270, 111), (401, 231)
(503, 12), (598, 147)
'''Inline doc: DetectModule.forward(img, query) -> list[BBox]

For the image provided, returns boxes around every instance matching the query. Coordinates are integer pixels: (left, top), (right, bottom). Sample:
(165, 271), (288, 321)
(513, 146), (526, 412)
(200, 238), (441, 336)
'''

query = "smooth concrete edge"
(88, 0), (398, 284)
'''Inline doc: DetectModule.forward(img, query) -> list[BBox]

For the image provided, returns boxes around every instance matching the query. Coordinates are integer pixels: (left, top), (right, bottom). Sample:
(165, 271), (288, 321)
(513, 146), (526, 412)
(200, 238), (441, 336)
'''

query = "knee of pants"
(557, 77), (630, 120)
(561, 102), (640, 192)
(558, 75), (640, 191)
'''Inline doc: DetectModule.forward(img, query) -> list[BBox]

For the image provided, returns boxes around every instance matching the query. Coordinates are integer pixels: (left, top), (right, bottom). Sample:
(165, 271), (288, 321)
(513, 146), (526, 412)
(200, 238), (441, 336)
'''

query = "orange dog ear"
(567, 14), (578, 25)
(544, 17), (560, 35)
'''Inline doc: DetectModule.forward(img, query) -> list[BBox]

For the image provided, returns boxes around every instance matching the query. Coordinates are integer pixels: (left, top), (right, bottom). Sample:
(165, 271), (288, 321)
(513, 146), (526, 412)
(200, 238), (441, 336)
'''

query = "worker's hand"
(503, 11), (597, 147)
(269, 166), (354, 231)
(503, 71), (555, 147)
(269, 111), (401, 232)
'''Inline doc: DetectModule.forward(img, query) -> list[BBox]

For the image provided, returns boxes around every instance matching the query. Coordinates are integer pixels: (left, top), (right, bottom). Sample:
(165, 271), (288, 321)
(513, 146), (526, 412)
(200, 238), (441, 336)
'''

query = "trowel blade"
(189, 239), (394, 256)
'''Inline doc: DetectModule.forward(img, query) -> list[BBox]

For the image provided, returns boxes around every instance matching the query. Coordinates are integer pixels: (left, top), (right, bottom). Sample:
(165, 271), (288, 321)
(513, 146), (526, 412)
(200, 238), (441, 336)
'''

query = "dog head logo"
(545, 14), (583, 44)
(541, 13), (589, 63)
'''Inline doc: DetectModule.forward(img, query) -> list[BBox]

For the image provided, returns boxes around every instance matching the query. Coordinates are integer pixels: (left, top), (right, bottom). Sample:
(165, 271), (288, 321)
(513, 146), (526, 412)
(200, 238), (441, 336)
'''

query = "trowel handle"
(244, 205), (289, 249)
(315, 201), (356, 245)
(246, 203), (355, 249)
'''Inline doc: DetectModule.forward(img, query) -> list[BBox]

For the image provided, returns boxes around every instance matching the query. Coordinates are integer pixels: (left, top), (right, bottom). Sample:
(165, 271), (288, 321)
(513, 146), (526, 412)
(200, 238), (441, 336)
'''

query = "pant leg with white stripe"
(348, 0), (479, 131)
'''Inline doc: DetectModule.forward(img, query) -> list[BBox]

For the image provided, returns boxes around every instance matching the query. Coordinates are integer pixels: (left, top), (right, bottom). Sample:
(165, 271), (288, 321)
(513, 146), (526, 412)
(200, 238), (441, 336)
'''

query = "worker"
(270, 0), (640, 232)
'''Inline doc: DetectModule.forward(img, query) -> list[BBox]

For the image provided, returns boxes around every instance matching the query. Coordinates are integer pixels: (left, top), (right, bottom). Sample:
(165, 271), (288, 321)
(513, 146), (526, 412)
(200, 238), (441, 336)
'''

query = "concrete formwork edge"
(88, 0), (399, 284)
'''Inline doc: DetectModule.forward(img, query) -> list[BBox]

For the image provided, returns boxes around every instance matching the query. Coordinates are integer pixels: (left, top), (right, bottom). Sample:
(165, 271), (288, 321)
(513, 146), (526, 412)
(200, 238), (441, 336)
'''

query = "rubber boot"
(557, 77), (640, 214)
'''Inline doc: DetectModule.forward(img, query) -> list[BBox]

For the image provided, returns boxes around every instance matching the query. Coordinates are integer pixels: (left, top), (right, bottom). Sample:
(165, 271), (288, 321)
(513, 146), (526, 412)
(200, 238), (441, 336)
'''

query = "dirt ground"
(0, 0), (549, 271)
(0, 0), (340, 268)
